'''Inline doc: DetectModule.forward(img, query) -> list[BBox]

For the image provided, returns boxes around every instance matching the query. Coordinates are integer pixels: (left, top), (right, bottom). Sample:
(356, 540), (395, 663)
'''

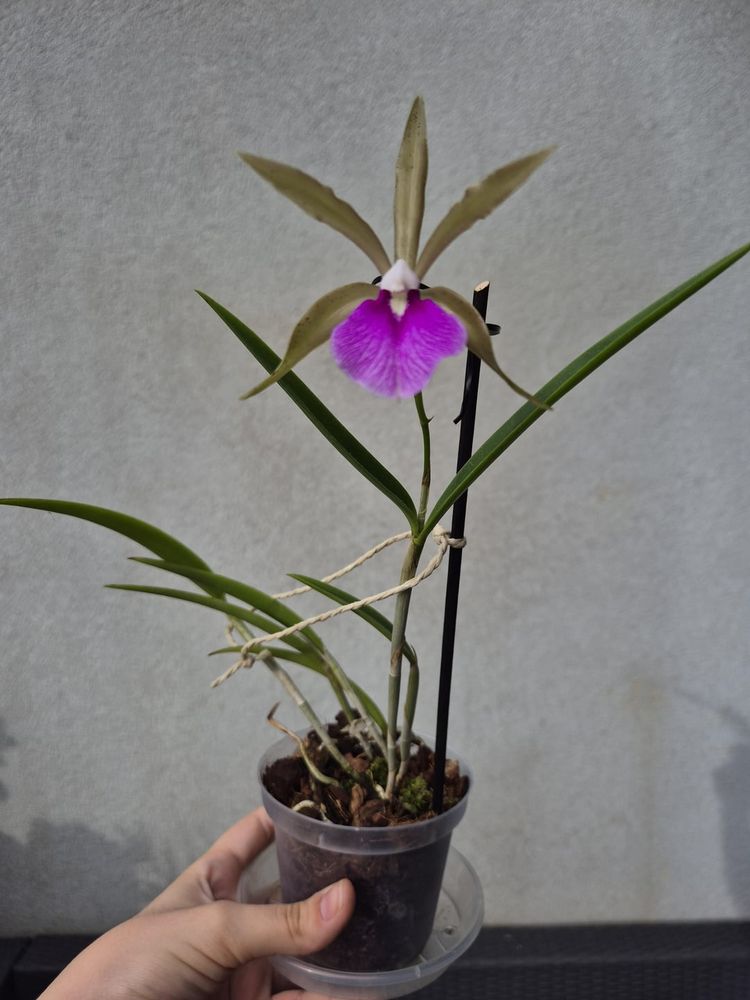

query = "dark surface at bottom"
(4, 923), (750, 999)
(7, 937), (95, 1000)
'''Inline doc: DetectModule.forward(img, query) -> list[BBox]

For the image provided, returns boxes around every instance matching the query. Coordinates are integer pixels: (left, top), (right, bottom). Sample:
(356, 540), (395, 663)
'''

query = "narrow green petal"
(393, 96), (428, 268)
(422, 287), (549, 409)
(416, 147), (555, 278)
(239, 153), (391, 273)
(241, 283), (377, 398)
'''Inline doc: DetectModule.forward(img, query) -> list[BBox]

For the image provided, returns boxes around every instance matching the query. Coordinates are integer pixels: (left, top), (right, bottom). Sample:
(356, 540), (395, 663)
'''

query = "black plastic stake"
(432, 281), (493, 812)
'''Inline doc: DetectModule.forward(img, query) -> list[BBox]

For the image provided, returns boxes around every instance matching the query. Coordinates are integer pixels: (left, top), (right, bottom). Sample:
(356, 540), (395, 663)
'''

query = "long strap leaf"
(106, 584), (313, 654)
(209, 644), (322, 668)
(131, 558), (326, 653)
(219, 645), (386, 729)
(109, 583), (386, 728)
(0, 499), (223, 599)
(419, 242), (750, 542)
(289, 573), (418, 666)
(197, 292), (419, 532)
(239, 153), (391, 274)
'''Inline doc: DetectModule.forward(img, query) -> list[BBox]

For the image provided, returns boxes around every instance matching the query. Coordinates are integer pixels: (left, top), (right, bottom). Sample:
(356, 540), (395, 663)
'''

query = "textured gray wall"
(1, 0), (749, 934)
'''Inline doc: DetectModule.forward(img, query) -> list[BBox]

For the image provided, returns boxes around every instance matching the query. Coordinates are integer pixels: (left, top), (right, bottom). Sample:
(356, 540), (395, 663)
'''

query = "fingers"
(197, 878), (355, 968)
(204, 807), (275, 870)
(197, 807), (276, 902)
(143, 808), (275, 914)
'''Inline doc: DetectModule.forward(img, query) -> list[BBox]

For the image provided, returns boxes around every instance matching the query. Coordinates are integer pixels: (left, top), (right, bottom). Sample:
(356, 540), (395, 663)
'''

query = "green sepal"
(416, 147), (554, 278)
(241, 283), (377, 398)
(393, 96), (428, 268)
(422, 286), (549, 409)
(239, 152), (391, 273)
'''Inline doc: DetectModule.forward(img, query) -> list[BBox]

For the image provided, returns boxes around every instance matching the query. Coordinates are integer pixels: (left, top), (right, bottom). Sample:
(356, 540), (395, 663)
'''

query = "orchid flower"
(239, 97), (553, 403)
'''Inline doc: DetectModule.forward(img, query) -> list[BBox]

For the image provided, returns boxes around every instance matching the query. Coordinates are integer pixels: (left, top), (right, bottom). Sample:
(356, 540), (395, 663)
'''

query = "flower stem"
(386, 393), (431, 797)
(414, 392), (432, 525)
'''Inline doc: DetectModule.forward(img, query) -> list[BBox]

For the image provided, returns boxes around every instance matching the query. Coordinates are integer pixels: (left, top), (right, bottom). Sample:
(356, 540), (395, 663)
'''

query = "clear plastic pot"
(258, 732), (471, 972)
(237, 842), (484, 1000)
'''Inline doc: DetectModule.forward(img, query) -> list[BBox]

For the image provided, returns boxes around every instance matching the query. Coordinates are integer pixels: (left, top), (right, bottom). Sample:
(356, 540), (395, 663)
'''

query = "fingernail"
(319, 880), (343, 922)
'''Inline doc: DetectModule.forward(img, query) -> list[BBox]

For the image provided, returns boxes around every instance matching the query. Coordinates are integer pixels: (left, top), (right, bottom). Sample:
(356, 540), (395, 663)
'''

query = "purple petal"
(331, 291), (399, 396)
(393, 292), (466, 397)
(331, 290), (466, 398)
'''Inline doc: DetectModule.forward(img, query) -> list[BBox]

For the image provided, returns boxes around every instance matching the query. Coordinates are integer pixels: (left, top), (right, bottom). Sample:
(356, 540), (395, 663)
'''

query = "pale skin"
(40, 808), (355, 1000)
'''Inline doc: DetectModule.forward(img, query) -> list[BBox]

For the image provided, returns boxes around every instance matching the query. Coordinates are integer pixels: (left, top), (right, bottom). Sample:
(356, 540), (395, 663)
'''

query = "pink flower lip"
(331, 289), (466, 397)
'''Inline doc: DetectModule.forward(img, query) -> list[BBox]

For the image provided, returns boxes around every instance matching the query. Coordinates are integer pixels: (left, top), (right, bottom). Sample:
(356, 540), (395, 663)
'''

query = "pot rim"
(258, 730), (471, 854)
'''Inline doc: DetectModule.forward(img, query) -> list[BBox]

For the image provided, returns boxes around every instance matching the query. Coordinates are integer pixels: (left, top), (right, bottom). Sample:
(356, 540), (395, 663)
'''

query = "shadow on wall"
(0, 718), (14, 801)
(0, 718), (170, 936)
(680, 690), (750, 916)
(713, 701), (750, 916)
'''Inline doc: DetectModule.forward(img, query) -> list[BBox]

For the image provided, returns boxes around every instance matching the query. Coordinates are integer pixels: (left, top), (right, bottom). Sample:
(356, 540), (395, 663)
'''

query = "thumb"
(196, 878), (355, 967)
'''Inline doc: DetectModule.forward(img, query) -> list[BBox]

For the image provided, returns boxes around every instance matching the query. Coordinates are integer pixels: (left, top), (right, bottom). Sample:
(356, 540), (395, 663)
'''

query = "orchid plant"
(2, 98), (747, 810)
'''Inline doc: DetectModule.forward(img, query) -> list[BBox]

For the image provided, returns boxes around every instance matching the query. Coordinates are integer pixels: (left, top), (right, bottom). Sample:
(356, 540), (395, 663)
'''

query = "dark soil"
(263, 713), (468, 827)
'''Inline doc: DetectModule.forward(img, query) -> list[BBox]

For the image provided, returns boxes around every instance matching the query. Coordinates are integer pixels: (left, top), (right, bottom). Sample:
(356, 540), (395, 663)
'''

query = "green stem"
(229, 616), (252, 643)
(386, 393), (431, 798)
(385, 542), (421, 797)
(414, 392), (432, 524)
(397, 393), (431, 782)
(262, 655), (362, 782)
(324, 651), (386, 758)
(397, 652), (419, 783)
(321, 651), (357, 724)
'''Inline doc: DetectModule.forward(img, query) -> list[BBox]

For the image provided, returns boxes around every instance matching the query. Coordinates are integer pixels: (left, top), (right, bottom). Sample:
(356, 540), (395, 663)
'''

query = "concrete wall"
(1, 0), (748, 932)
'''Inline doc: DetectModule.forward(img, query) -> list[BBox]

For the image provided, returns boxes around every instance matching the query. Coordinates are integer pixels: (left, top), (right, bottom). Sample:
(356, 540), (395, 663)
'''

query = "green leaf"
(394, 96), (428, 268)
(289, 573), (418, 666)
(416, 147), (554, 278)
(239, 152), (391, 274)
(349, 685), (388, 740)
(422, 286), (549, 409)
(110, 584), (384, 723)
(209, 644), (320, 668)
(130, 558), (326, 653)
(105, 584), (312, 654)
(242, 283), (377, 398)
(419, 242), (750, 543)
(0, 498), (223, 599)
(197, 292), (419, 532)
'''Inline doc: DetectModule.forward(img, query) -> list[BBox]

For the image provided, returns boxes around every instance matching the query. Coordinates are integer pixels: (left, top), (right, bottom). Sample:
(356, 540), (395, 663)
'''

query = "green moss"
(367, 756), (388, 787)
(400, 775), (431, 815)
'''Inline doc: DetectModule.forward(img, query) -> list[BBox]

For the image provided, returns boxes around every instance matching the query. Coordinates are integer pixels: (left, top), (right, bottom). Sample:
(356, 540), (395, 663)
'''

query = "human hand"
(40, 807), (355, 1000)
